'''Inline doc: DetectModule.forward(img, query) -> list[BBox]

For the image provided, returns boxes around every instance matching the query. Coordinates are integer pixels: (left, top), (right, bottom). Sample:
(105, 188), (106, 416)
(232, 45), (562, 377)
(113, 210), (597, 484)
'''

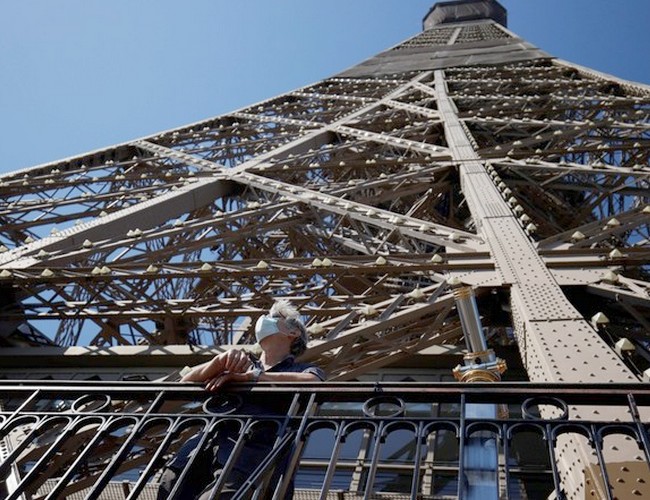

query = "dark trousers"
(156, 438), (293, 499)
(157, 463), (250, 500)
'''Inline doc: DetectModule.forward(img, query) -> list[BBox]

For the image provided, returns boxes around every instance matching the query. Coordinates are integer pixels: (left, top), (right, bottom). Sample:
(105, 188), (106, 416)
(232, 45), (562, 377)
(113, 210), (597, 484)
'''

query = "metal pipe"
(453, 284), (488, 354)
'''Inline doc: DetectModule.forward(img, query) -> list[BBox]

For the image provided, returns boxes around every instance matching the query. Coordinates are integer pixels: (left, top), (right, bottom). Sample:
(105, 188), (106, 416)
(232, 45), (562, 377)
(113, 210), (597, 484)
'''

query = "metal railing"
(0, 381), (649, 499)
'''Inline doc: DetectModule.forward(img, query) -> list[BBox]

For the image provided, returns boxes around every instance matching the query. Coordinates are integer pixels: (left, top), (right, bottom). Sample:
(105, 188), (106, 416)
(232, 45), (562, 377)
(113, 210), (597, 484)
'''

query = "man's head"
(254, 300), (309, 356)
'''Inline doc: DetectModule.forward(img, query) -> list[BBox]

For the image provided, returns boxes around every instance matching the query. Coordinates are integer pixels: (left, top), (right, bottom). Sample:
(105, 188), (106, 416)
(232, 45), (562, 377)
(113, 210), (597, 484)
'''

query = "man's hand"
(180, 349), (253, 383)
(204, 370), (253, 392)
(221, 349), (252, 373)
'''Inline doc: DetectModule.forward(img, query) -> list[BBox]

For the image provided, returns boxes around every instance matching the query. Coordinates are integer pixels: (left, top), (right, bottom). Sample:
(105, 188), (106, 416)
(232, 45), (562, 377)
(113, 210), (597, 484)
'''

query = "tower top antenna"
(423, 0), (507, 30)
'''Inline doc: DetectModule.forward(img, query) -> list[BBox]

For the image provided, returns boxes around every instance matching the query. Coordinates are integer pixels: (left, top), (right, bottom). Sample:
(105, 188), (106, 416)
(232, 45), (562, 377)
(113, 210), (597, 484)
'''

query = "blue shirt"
(250, 354), (326, 381)
(168, 355), (324, 471)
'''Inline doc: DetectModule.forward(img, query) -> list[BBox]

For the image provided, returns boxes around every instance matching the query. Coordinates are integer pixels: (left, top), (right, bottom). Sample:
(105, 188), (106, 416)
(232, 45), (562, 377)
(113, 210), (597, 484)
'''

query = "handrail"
(0, 381), (648, 499)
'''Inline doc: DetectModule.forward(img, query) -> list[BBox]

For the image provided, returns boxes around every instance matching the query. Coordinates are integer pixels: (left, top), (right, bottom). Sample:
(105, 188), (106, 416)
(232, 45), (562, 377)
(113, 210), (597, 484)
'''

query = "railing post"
(451, 279), (506, 500)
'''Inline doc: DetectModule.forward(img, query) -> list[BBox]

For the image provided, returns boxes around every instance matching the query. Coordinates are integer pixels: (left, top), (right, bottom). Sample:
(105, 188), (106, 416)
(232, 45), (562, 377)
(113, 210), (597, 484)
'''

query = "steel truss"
(1, 52), (647, 381)
(0, 5), (649, 498)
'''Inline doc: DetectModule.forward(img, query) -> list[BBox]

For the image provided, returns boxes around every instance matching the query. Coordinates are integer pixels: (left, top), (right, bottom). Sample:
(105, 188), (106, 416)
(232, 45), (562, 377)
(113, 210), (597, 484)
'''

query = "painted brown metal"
(0, 2), (649, 496)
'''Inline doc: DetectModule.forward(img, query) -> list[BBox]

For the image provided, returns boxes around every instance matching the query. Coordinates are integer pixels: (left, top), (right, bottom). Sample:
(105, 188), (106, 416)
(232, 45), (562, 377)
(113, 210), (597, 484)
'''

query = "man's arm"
(257, 372), (320, 383)
(204, 370), (321, 392)
(180, 350), (252, 383)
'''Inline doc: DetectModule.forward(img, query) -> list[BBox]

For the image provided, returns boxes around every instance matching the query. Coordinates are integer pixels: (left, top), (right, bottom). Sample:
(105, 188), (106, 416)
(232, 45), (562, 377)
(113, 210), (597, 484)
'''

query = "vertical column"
(433, 69), (639, 498)
(433, 69), (636, 385)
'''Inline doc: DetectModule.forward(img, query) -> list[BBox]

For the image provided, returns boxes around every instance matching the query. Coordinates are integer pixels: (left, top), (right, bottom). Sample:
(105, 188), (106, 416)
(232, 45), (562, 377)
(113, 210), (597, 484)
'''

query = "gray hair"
(270, 300), (309, 356)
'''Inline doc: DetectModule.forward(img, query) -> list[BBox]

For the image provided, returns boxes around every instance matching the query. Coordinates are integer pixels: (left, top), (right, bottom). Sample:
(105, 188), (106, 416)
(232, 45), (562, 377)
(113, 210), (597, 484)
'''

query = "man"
(158, 300), (324, 499)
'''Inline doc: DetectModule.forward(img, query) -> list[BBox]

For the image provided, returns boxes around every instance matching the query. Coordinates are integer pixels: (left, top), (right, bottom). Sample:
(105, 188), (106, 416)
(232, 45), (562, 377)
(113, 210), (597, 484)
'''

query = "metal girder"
(235, 170), (481, 250)
(436, 66), (642, 375)
(335, 124), (451, 159)
(385, 99), (442, 120)
(435, 67), (646, 497)
(0, 176), (237, 269)
(538, 205), (650, 250)
(554, 59), (650, 98)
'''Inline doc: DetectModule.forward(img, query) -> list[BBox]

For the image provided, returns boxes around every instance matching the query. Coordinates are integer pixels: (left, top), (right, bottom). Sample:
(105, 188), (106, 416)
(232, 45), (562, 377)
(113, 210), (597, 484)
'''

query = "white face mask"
(254, 315), (298, 343)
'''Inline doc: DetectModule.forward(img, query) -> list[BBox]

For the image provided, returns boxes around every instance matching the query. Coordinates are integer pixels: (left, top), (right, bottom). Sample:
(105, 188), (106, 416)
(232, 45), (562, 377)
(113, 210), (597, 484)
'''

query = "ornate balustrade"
(0, 382), (648, 499)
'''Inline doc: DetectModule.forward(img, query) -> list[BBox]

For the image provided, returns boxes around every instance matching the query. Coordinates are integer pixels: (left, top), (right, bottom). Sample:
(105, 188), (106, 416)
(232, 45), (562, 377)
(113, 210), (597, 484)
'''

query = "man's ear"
(280, 318), (301, 337)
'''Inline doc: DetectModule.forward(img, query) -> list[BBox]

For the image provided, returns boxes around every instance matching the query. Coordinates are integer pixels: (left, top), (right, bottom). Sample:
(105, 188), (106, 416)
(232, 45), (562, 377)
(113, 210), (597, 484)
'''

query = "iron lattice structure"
(0, 4), (649, 378)
(1, 5), (649, 378)
(0, 1), (650, 495)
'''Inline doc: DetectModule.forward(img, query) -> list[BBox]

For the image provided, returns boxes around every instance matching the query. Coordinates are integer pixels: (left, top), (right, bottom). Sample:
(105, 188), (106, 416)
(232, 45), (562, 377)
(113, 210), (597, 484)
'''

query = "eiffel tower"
(1, 1), (649, 498)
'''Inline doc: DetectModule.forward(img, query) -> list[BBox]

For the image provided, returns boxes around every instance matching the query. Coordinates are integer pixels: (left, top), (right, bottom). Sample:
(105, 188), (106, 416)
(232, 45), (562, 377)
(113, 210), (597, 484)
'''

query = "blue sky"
(1, 0), (648, 175)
